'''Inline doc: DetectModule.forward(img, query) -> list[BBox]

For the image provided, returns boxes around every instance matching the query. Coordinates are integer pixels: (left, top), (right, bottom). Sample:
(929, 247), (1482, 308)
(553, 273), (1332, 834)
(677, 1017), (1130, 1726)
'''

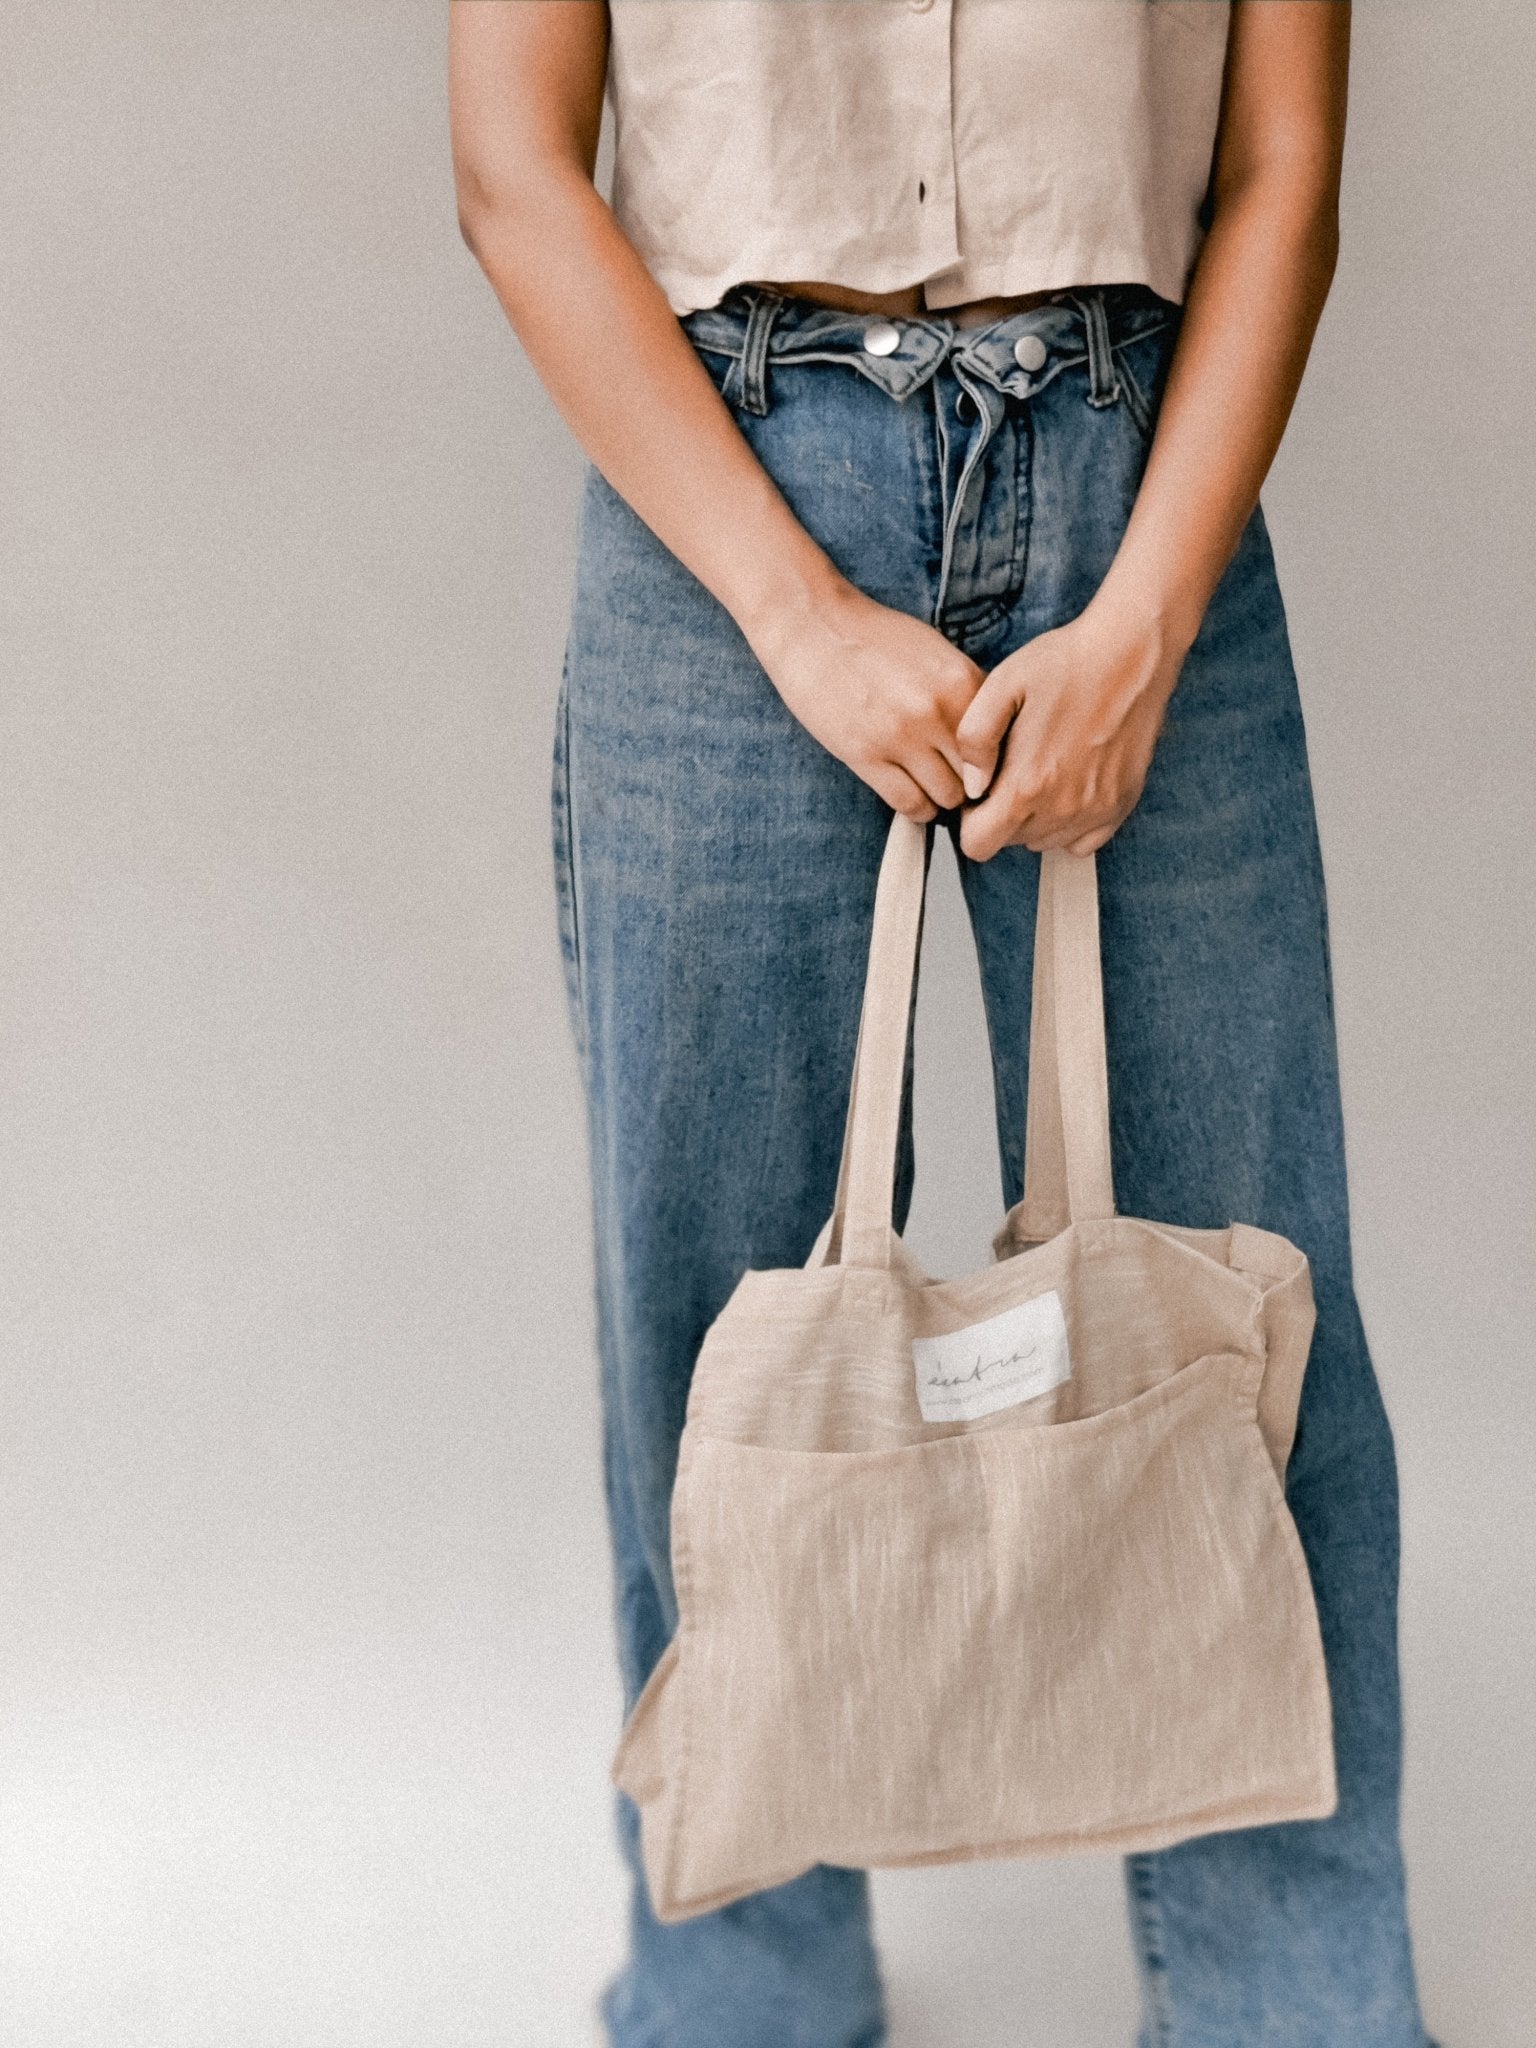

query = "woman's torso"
(604, 0), (1234, 322)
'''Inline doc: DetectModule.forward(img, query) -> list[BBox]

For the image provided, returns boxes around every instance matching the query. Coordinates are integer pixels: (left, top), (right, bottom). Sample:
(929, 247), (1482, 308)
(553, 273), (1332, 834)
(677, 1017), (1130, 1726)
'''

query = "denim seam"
(943, 409), (1033, 651)
(551, 650), (591, 1086)
(929, 372), (955, 626)
(933, 365), (1003, 623)
(768, 313), (956, 358)
(945, 597), (1013, 647)
(1114, 344), (1156, 441)
(764, 344), (951, 405)
(1314, 851), (1339, 1035)
(1010, 396), (1035, 615)
(953, 346), (1082, 408)
(1126, 1852), (1176, 2047)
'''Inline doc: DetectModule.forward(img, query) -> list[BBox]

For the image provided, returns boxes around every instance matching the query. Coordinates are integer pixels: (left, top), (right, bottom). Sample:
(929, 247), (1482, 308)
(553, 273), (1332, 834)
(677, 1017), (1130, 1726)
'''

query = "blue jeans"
(552, 283), (1433, 2048)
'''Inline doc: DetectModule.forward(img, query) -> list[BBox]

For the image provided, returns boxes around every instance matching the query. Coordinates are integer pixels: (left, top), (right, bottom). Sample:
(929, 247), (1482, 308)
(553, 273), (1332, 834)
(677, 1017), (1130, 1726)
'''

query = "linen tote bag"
(613, 812), (1337, 1925)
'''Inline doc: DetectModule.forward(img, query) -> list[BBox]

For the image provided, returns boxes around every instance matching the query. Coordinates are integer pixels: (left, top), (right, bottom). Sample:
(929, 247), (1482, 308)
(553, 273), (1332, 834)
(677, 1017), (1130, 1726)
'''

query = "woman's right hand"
(450, 6), (983, 824)
(744, 580), (986, 821)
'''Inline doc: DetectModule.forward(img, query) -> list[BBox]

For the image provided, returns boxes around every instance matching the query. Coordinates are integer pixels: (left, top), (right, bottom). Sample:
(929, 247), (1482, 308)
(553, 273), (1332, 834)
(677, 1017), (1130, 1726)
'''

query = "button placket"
(903, 0), (960, 271)
(933, 361), (1005, 628)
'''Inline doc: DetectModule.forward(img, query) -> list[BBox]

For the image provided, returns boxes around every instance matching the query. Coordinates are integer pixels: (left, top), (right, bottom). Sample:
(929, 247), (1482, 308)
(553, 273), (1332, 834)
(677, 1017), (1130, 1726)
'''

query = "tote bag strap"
(826, 814), (930, 1269)
(828, 813), (1115, 1270)
(1010, 842), (1116, 1245)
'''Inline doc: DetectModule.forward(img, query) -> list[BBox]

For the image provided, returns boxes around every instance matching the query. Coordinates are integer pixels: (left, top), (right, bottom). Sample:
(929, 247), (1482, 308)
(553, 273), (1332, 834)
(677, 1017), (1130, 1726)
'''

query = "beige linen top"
(606, 0), (1233, 318)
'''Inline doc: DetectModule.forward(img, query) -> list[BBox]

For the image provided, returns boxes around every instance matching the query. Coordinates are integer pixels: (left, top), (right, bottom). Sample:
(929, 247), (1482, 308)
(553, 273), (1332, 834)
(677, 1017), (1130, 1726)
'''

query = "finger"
(1029, 802), (1125, 853)
(1066, 803), (1133, 856)
(932, 730), (985, 798)
(958, 784), (1038, 864)
(1024, 816), (1104, 853)
(874, 762), (938, 823)
(954, 666), (1029, 786)
(913, 747), (967, 812)
(937, 647), (989, 718)
(1021, 818), (1080, 852)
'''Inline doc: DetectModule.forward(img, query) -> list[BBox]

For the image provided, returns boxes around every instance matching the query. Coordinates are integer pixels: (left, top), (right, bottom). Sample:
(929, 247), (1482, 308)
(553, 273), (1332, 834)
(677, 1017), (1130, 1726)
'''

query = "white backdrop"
(2, 3), (1531, 2043)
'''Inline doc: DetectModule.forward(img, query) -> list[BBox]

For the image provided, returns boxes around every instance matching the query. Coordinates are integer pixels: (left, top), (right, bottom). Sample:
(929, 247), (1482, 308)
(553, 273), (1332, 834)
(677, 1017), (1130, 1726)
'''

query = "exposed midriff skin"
(745, 278), (1063, 328)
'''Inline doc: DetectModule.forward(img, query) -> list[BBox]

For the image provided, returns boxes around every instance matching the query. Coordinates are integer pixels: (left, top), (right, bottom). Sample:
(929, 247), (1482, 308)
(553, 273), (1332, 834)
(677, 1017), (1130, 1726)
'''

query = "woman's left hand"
(954, 595), (1190, 862)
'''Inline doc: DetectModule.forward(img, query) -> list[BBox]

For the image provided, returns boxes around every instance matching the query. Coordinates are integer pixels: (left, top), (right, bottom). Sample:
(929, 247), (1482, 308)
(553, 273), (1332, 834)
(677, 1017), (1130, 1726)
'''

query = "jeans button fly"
(1013, 333), (1049, 372)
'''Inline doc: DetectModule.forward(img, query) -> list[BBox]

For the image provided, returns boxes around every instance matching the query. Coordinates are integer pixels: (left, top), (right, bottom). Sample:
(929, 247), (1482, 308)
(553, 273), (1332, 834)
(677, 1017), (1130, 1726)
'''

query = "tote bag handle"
(826, 813), (1115, 1270)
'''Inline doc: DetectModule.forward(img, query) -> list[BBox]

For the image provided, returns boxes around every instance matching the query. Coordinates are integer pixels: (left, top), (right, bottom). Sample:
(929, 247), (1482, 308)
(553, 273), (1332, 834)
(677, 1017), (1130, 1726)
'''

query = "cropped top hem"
(651, 245), (1203, 323)
(604, 0), (1231, 334)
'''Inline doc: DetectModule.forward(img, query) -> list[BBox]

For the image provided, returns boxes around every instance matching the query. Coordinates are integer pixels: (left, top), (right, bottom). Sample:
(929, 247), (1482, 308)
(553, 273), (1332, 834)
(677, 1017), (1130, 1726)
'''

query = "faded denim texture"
(552, 282), (1432, 2048)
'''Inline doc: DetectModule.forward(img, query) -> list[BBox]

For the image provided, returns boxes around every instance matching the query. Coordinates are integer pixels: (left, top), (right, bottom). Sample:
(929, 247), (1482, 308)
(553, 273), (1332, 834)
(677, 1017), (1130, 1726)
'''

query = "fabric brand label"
(912, 1289), (1072, 1424)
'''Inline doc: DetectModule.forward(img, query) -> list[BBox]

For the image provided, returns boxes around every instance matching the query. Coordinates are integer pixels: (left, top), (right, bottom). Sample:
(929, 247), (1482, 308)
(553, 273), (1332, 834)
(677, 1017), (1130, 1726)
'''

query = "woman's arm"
(955, 0), (1352, 860)
(449, 0), (979, 822)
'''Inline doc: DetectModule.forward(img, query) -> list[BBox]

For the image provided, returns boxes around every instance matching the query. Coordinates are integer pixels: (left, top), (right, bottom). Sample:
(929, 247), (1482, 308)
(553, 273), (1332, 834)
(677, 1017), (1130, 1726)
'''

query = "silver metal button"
(1013, 333), (1049, 373)
(862, 320), (902, 357)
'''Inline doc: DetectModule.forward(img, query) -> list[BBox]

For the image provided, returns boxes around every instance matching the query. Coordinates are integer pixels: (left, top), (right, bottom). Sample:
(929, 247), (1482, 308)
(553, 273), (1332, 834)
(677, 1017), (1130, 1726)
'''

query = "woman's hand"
(746, 582), (985, 822)
(948, 0), (1352, 865)
(954, 596), (1188, 861)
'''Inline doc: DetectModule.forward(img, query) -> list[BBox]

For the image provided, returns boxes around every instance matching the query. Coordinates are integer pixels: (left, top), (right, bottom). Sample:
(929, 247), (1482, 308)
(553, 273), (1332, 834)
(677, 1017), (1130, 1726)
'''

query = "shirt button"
(1013, 333), (1049, 373)
(909, 0), (935, 11)
(862, 320), (902, 357)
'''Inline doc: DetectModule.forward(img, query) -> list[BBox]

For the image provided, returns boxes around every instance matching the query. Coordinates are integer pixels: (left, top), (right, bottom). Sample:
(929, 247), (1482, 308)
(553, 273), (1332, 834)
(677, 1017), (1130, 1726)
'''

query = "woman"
(450, 4), (1436, 2043)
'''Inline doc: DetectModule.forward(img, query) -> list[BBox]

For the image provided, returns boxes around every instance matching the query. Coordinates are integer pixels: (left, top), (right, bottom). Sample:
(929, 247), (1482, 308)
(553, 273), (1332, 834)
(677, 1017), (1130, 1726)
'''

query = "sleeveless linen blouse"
(605, 0), (1233, 319)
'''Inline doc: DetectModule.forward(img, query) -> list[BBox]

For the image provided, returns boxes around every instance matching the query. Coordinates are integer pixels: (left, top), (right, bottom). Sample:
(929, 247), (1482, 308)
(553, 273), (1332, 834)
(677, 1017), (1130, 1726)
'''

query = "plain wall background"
(2, 3), (1531, 2043)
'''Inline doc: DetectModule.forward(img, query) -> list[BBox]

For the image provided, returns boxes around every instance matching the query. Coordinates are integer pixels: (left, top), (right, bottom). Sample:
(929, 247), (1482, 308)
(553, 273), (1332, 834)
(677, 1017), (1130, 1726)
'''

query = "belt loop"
(1072, 288), (1121, 410)
(739, 286), (785, 417)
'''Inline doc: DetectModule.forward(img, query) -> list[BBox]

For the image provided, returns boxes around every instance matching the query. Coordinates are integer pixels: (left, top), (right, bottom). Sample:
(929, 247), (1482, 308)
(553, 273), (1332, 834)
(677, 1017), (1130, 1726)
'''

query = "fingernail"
(961, 763), (991, 801)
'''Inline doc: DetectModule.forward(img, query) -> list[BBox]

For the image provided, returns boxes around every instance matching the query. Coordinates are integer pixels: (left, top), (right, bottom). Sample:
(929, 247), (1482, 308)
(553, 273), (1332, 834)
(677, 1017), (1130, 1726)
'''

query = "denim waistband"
(680, 281), (1179, 417)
